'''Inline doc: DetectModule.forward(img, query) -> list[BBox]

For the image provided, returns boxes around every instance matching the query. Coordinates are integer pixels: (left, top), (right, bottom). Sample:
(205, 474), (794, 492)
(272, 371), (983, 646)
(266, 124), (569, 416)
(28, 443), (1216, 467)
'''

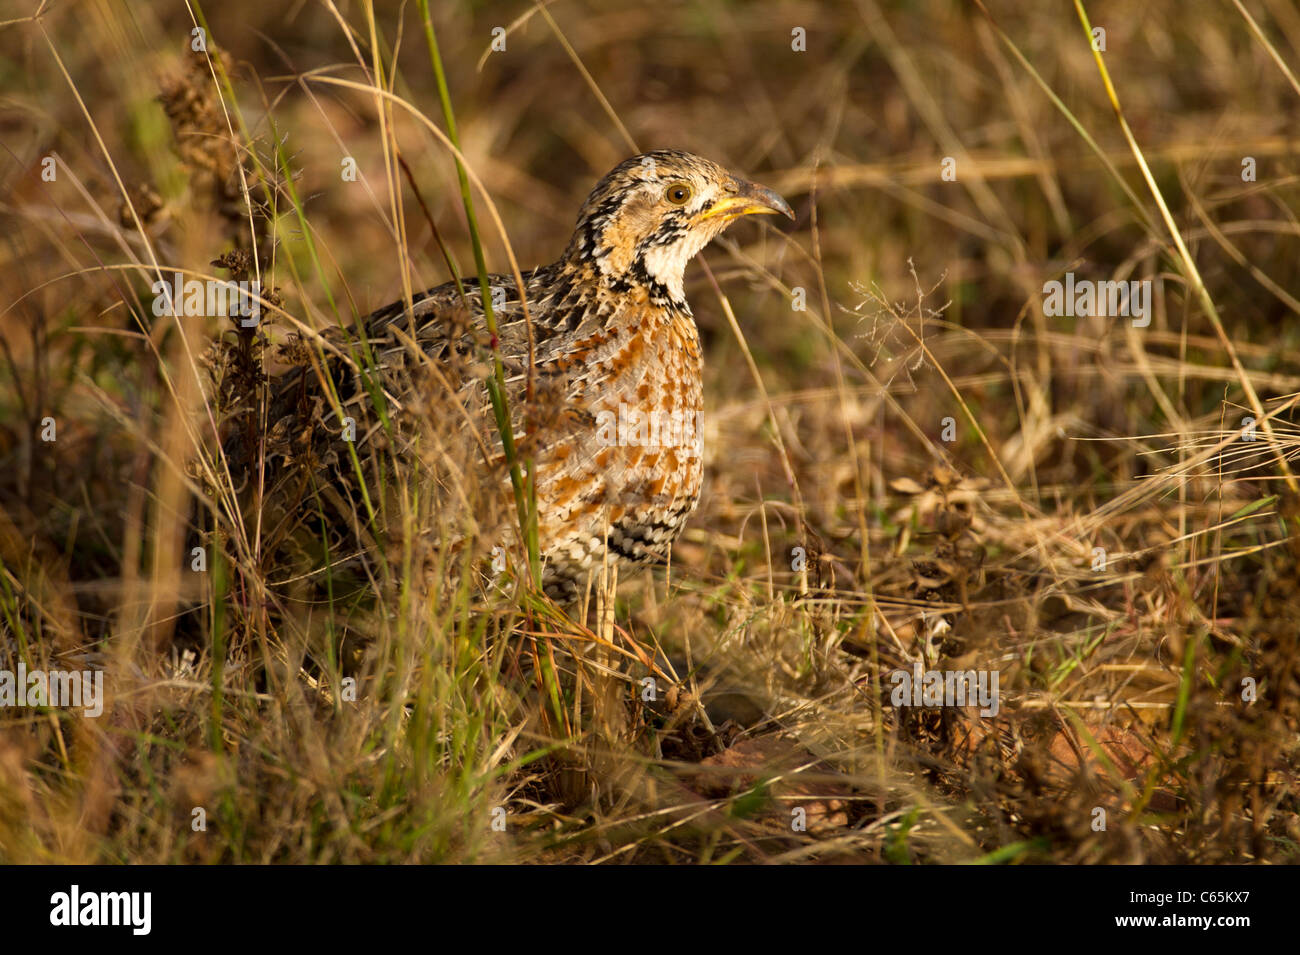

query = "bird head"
(562, 149), (795, 308)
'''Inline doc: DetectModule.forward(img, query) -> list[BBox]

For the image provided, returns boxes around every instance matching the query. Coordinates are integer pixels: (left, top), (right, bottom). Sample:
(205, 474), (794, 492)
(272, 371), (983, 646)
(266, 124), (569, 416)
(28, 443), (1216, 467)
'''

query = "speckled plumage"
(228, 150), (793, 600)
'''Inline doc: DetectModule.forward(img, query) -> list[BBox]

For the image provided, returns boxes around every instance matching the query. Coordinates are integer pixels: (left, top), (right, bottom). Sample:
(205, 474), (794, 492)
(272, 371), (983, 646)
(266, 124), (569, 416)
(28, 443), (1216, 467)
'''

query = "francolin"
(225, 150), (794, 602)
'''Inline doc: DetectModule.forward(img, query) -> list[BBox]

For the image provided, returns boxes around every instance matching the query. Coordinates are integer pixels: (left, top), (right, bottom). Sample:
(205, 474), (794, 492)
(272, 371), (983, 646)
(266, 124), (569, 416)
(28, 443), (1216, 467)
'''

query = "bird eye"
(664, 182), (692, 205)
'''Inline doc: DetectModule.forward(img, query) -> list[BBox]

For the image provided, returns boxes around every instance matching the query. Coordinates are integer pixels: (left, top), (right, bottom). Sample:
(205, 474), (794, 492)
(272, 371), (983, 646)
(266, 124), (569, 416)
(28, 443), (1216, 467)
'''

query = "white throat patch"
(639, 242), (692, 304)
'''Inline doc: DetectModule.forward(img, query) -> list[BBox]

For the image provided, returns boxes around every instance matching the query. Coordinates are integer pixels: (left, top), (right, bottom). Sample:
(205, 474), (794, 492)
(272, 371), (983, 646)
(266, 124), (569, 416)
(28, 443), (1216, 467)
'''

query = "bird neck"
(560, 220), (700, 311)
(553, 250), (695, 319)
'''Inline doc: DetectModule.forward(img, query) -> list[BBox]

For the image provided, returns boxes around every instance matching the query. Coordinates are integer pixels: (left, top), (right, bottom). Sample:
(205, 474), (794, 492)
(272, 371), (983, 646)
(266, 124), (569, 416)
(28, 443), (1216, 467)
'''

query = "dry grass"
(1, 0), (1298, 863)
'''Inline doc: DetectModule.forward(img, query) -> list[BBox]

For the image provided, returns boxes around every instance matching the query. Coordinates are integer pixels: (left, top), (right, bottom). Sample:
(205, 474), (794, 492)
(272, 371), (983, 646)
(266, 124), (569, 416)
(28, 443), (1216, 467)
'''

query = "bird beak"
(700, 176), (796, 222)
